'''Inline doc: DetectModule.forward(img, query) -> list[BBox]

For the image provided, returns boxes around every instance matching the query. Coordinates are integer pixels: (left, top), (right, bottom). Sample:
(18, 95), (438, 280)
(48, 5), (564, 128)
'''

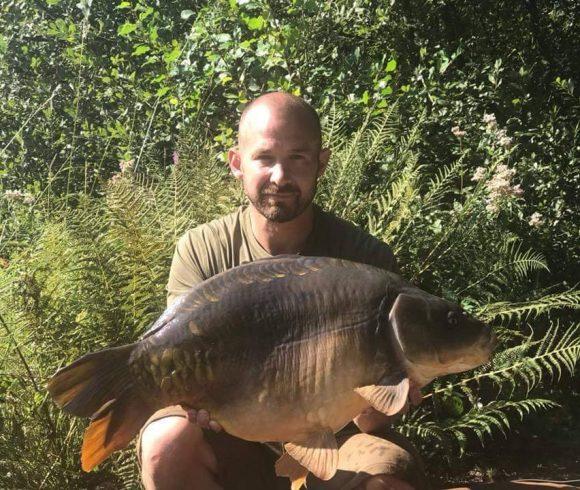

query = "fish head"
(388, 289), (496, 385)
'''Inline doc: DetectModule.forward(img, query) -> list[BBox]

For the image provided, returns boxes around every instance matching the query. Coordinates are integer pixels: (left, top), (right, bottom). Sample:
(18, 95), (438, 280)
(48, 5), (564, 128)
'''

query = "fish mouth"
(478, 329), (498, 359)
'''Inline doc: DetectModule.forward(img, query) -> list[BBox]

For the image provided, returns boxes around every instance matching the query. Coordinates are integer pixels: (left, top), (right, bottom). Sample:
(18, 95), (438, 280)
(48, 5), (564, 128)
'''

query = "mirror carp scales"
(47, 255), (495, 480)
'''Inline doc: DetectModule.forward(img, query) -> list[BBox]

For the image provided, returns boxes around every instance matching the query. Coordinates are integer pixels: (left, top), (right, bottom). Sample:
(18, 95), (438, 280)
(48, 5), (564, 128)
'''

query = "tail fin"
(47, 343), (154, 470)
(81, 393), (151, 471)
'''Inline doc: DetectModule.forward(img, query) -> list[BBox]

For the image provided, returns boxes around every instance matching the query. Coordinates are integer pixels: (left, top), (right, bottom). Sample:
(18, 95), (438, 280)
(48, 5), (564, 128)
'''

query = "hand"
(179, 406), (223, 433)
(353, 407), (397, 433)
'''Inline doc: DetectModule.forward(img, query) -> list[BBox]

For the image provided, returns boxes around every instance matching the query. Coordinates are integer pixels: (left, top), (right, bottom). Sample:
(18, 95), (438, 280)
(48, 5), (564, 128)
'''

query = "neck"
(248, 204), (315, 255)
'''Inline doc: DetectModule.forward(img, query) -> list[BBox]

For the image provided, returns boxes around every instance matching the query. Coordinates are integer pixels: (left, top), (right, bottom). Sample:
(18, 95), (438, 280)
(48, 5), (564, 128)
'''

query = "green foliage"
(1, 106), (579, 485)
(0, 0), (579, 484)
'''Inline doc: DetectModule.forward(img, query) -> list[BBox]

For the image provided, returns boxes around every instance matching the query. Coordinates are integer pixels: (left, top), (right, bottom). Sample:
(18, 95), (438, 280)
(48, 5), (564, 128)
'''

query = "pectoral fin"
(275, 452), (309, 490)
(354, 372), (409, 416)
(282, 428), (338, 481)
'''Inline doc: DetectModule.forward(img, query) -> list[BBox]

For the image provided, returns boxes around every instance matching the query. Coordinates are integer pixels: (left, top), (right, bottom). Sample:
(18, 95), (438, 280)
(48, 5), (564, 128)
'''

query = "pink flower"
(119, 159), (134, 173)
(172, 151), (180, 166)
(451, 126), (466, 138)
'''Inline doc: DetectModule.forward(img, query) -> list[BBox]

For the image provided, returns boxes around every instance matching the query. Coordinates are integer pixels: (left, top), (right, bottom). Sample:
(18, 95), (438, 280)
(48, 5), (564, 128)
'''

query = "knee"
(361, 474), (415, 490)
(140, 416), (218, 488)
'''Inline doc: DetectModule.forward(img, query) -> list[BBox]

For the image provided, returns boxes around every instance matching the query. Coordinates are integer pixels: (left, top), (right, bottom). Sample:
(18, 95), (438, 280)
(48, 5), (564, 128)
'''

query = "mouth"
(262, 192), (299, 201)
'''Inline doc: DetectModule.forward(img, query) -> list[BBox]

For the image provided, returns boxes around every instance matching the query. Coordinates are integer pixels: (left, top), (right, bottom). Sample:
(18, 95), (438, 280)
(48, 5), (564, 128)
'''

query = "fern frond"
(479, 289), (580, 322)
(422, 156), (466, 209)
(398, 398), (558, 456)
(428, 322), (580, 397)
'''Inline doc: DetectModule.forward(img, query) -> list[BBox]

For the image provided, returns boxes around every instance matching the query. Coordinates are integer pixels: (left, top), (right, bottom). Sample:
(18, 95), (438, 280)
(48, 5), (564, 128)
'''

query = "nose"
(270, 162), (290, 186)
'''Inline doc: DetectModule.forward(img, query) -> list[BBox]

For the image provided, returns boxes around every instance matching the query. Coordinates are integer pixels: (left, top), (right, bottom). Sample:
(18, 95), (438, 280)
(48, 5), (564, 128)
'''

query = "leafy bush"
(0, 107), (578, 486)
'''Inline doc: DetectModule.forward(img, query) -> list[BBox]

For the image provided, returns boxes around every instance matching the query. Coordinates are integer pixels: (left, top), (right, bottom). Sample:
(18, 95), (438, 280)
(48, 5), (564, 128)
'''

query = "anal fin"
(275, 452), (309, 489)
(283, 428), (338, 481)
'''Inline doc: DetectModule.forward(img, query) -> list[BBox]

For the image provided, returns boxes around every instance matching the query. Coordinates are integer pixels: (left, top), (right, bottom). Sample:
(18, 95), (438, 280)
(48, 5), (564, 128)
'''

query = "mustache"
(260, 184), (300, 194)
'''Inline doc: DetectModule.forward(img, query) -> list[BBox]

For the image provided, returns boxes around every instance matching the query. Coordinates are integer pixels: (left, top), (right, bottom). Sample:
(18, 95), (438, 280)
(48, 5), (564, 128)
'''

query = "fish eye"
(447, 311), (459, 327)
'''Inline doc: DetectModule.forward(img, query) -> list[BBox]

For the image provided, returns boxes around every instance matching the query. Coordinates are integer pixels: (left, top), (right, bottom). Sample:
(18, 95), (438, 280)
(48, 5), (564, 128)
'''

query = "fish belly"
(214, 388), (370, 443)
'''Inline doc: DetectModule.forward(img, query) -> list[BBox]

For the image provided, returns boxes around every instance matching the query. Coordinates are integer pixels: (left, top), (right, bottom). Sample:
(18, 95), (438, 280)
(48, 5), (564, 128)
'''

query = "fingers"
(180, 406), (223, 432)
(408, 384), (423, 406)
(197, 409), (210, 429)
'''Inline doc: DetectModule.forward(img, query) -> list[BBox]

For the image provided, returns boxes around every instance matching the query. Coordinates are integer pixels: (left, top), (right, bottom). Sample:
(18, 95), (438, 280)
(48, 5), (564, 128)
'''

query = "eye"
(447, 311), (459, 327)
(289, 153), (305, 160)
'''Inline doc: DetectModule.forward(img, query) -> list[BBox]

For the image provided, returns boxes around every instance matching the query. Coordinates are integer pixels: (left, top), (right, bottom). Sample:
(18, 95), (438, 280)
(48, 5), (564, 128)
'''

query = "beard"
(247, 181), (316, 223)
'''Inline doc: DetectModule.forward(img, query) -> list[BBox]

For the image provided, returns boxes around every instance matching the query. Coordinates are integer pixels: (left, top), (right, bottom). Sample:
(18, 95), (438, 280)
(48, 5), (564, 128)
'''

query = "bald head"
(238, 92), (322, 150)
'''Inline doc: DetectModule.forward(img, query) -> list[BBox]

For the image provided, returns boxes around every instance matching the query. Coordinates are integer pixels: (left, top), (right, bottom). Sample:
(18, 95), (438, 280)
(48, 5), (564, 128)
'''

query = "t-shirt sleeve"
(166, 231), (207, 307)
(318, 210), (400, 274)
(361, 236), (400, 274)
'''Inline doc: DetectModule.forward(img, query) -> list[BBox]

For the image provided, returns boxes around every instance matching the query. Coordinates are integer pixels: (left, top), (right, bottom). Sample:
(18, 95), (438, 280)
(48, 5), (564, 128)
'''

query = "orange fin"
(275, 452), (309, 490)
(292, 476), (307, 490)
(81, 393), (150, 471)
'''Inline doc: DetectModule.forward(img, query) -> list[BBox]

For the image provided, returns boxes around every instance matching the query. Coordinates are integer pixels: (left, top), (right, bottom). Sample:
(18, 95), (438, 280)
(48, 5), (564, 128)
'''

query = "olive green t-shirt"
(166, 205), (399, 306)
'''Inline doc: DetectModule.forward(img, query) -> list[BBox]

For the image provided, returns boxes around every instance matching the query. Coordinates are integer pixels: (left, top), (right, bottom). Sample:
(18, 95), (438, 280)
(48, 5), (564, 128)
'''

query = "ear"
(317, 148), (330, 178)
(228, 146), (243, 180)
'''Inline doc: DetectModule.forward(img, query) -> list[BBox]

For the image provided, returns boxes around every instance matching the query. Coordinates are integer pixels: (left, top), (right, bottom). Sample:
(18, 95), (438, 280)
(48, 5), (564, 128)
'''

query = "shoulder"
(179, 207), (243, 251)
(173, 207), (245, 279)
(315, 207), (399, 273)
(168, 207), (244, 305)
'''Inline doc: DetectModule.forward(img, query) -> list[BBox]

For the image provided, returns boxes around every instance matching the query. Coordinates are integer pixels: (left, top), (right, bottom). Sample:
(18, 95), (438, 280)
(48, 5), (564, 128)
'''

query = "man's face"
(229, 104), (329, 223)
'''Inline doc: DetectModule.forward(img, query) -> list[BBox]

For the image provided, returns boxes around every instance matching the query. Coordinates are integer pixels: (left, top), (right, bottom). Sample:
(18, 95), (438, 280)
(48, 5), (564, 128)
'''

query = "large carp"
(48, 255), (495, 480)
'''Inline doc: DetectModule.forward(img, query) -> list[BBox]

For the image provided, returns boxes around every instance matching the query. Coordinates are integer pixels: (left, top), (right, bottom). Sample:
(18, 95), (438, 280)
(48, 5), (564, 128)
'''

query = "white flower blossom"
(471, 167), (486, 182)
(4, 190), (25, 201)
(451, 126), (466, 138)
(511, 184), (524, 197)
(529, 212), (544, 227)
(483, 113), (497, 129)
(498, 135), (513, 148)
(481, 164), (524, 212)
(486, 199), (500, 213)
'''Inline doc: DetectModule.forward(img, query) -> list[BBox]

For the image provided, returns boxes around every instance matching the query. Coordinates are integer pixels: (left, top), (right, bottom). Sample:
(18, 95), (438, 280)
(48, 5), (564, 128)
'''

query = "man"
(138, 92), (428, 489)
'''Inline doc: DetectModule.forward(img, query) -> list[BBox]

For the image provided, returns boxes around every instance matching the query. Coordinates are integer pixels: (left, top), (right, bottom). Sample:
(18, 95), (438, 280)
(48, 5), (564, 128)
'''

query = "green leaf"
(385, 59), (397, 72)
(116, 1), (131, 8)
(139, 7), (154, 21)
(181, 9), (195, 20)
(214, 33), (232, 43)
(118, 22), (137, 36)
(244, 16), (266, 31)
(132, 45), (150, 56)
(156, 86), (170, 97)
(163, 45), (181, 63)
(361, 90), (369, 105)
